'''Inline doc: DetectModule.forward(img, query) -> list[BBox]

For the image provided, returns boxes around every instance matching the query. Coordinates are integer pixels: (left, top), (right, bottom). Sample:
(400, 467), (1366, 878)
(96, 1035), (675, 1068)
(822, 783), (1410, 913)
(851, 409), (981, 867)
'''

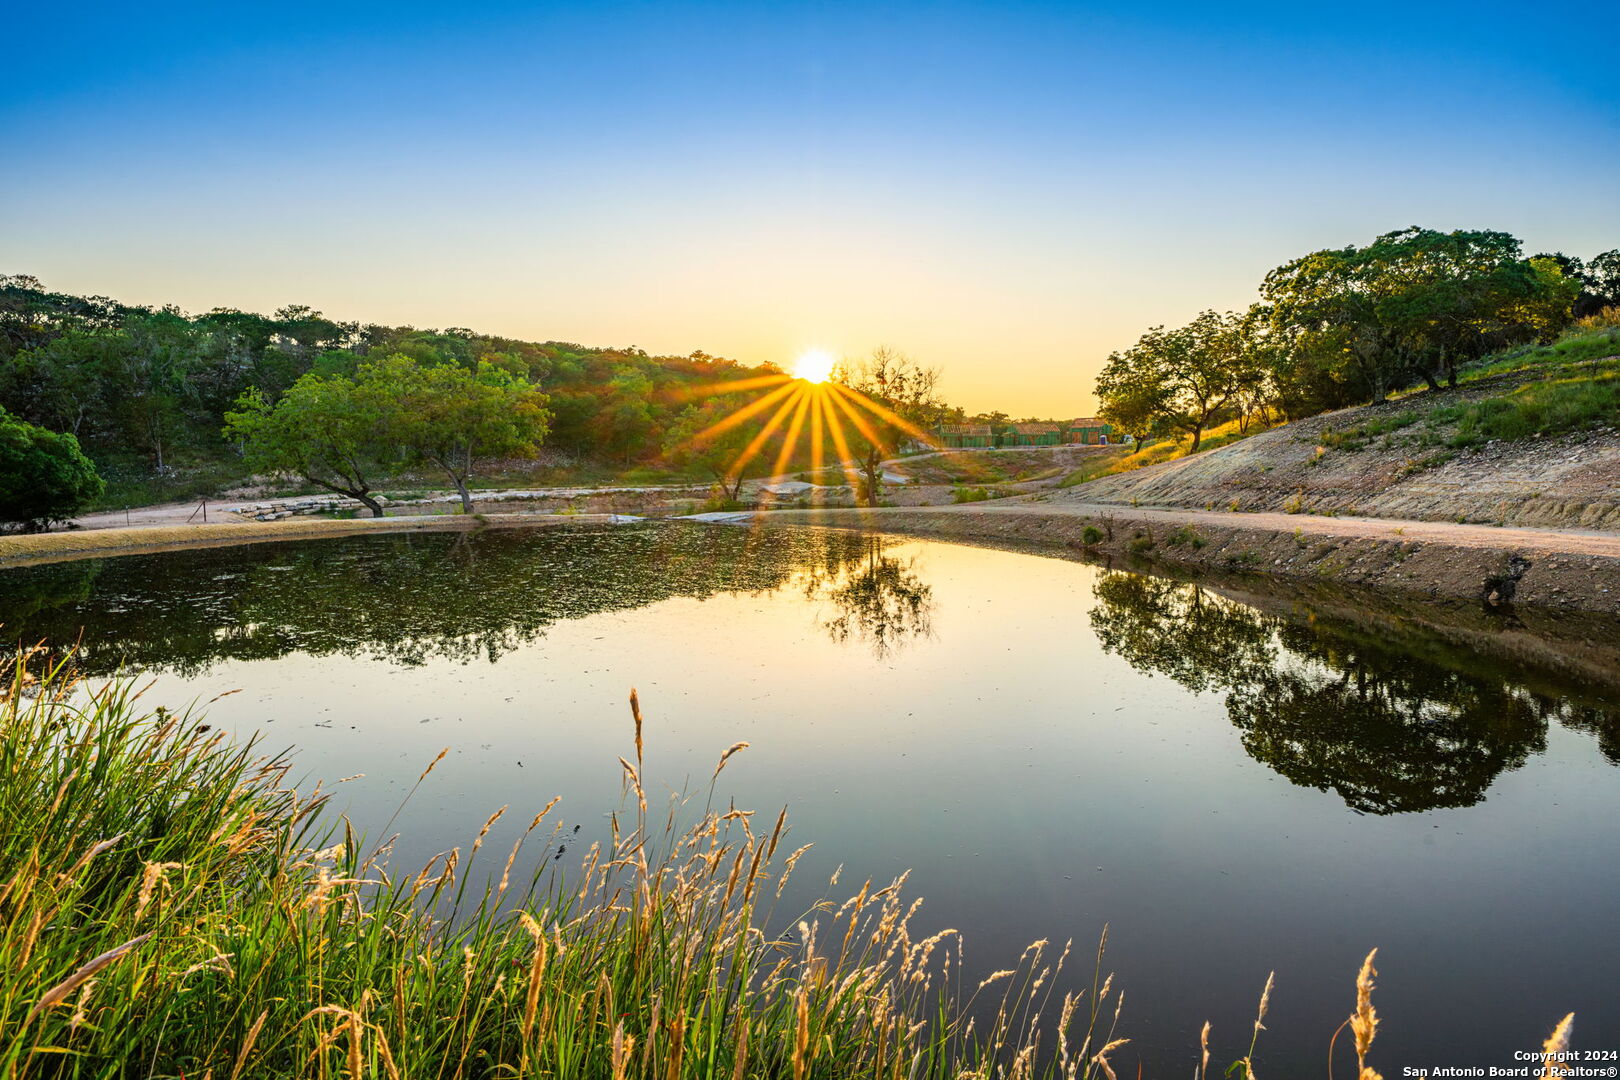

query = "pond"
(5, 523), (1618, 1071)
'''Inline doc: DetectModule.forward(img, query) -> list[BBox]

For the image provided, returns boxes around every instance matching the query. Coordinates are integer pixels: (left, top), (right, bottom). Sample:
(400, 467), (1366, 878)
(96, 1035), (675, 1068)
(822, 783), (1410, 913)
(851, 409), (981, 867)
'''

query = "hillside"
(1056, 338), (1620, 531)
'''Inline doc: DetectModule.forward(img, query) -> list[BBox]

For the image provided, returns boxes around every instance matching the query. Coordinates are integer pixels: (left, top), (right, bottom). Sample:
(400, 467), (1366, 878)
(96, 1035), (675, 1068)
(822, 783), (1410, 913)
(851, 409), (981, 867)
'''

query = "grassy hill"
(1054, 323), (1620, 530)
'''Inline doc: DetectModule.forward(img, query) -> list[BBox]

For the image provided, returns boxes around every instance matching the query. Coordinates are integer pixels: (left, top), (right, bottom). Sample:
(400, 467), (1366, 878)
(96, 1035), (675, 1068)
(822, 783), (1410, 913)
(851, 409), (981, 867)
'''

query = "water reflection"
(801, 536), (934, 659)
(0, 525), (935, 674)
(6, 528), (1620, 1068)
(4, 529), (1616, 818)
(1089, 571), (1618, 813)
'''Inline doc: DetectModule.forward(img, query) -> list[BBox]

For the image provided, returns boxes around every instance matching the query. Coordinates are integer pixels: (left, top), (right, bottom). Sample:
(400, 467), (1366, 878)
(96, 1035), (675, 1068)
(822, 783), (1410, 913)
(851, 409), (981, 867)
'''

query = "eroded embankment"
(0, 513), (627, 568)
(1059, 372), (1620, 530)
(766, 505), (1620, 616)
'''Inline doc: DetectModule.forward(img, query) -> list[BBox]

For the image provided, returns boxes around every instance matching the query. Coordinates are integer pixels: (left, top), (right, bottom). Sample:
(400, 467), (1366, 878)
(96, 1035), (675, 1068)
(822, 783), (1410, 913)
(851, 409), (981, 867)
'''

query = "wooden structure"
(936, 423), (994, 448)
(1007, 422), (1063, 446)
(1066, 417), (1114, 445)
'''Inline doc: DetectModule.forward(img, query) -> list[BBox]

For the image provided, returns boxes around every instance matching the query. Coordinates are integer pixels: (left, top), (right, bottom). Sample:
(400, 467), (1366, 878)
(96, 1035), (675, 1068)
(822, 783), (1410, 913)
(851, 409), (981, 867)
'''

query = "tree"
(1095, 352), (1169, 452)
(0, 409), (104, 530)
(1096, 311), (1251, 453)
(7, 328), (126, 435)
(117, 311), (202, 469)
(832, 347), (942, 505)
(366, 355), (551, 514)
(661, 396), (770, 503)
(223, 377), (394, 517)
(1534, 249), (1620, 318)
(1263, 227), (1578, 403)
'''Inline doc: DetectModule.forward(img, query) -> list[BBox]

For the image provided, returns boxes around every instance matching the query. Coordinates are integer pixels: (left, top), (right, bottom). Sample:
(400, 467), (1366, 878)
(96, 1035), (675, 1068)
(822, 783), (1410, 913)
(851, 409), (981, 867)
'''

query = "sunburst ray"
(723, 384), (806, 486)
(674, 373), (793, 401)
(689, 380), (800, 444)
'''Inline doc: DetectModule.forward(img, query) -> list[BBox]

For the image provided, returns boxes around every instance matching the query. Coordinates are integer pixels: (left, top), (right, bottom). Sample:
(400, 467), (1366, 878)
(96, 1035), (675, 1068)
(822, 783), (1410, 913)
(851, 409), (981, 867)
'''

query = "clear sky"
(5, 1), (1618, 416)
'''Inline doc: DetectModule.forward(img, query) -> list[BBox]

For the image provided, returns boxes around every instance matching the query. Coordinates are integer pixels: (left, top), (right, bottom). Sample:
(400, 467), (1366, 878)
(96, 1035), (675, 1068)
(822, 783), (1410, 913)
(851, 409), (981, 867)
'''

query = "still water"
(5, 523), (1619, 1070)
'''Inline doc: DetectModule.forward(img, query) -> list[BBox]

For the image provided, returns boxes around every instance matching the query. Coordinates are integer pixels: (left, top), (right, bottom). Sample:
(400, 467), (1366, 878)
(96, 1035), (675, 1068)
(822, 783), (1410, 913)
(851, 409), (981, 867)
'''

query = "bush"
(1081, 524), (1105, 545)
(951, 486), (1013, 504)
(0, 410), (104, 529)
(1165, 525), (1204, 549)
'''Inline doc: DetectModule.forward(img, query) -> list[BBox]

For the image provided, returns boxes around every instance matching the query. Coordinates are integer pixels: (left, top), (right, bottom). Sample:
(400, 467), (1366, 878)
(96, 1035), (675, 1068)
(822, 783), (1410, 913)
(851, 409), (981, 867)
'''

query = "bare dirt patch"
(1059, 372), (1620, 530)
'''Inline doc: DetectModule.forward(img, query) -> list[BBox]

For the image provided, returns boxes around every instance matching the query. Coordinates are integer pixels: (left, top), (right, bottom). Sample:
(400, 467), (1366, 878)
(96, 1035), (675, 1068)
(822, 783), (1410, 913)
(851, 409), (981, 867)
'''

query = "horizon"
(5, 1), (1619, 415)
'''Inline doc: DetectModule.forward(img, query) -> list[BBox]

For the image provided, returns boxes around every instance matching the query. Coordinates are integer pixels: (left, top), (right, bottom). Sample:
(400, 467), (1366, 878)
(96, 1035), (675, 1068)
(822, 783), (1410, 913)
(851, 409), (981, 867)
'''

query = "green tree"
(661, 397), (769, 503)
(1533, 249), (1620, 318)
(223, 377), (394, 517)
(8, 328), (126, 435)
(593, 366), (659, 465)
(833, 347), (942, 505)
(366, 355), (551, 514)
(1096, 310), (1250, 453)
(0, 409), (104, 530)
(1095, 354), (1169, 452)
(117, 311), (202, 469)
(1262, 227), (1578, 404)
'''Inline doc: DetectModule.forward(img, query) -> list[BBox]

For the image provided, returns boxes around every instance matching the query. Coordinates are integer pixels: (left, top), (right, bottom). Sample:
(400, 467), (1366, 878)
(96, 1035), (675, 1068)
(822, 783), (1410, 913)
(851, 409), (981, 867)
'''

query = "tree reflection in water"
(1089, 571), (1618, 814)
(796, 535), (934, 660)
(0, 525), (921, 675)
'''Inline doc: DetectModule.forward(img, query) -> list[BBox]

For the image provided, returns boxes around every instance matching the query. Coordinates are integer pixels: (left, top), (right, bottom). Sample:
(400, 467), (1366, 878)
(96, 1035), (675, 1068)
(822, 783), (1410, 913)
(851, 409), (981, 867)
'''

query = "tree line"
(0, 275), (965, 523)
(1096, 228), (1620, 451)
(0, 276), (818, 524)
(0, 275), (794, 472)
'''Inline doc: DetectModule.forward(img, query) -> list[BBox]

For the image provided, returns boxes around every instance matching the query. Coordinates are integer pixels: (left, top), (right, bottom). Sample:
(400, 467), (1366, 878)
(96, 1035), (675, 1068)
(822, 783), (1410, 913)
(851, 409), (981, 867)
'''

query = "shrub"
(1165, 525), (1204, 548)
(1081, 524), (1105, 545)
(1319, 410), (1418, 452)
(952, 486), (1013, 504)
(0, 409), (104, 529)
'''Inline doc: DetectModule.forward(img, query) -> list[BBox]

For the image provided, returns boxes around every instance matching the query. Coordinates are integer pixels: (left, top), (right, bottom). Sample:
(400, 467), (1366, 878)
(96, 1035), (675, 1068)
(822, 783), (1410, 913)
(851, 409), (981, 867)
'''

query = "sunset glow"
(792, 350), (836, 384)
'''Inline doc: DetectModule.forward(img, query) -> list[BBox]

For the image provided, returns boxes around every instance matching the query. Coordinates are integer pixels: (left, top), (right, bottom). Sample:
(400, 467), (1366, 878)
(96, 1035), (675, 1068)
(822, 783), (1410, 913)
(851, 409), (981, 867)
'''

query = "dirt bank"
(0, 513), (636, 568)
(764, 503), (1620, 615)
(1063, 371), (1620, 530)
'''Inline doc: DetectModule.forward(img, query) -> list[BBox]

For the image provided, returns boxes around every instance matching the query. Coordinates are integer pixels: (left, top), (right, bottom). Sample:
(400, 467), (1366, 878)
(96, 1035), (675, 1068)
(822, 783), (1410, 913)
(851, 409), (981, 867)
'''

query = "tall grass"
(1, 653), (1119, 1078)
(1, 649), (1580, 1076)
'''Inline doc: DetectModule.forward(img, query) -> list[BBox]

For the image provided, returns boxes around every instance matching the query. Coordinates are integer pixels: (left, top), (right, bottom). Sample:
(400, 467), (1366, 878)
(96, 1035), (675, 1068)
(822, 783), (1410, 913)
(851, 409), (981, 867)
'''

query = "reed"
(0, 647), (1581, 1078)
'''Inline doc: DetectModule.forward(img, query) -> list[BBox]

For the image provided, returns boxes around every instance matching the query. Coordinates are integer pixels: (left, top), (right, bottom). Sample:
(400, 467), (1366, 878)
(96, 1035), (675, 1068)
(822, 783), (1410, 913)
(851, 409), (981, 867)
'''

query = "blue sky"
(5, 1), (1618, 413)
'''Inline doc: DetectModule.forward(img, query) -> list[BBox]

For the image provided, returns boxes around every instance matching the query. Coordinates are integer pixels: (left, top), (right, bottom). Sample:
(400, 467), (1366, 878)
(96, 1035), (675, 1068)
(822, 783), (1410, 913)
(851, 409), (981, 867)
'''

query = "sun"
(791, 349), (836, 384)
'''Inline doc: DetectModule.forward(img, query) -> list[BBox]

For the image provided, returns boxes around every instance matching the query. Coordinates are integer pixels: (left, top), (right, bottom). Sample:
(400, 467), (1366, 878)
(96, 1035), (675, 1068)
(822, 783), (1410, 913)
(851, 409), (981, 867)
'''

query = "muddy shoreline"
(766, 505), (1620, 617)
(0, 513), (631, 568)
(8, 500), (1620, 620)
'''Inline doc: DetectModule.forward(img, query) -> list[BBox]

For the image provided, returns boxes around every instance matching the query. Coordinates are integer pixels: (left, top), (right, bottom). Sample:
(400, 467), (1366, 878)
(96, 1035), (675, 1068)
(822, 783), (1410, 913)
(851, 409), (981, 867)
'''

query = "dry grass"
(0, 648), (1584, 1077)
